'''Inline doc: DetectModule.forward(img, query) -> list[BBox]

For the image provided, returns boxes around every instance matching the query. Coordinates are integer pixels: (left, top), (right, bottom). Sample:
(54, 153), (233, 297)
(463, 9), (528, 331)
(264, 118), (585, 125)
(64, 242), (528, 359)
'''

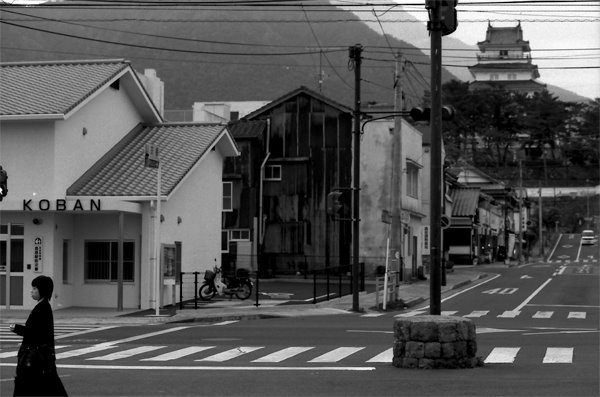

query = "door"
(1, 223), (25, 308)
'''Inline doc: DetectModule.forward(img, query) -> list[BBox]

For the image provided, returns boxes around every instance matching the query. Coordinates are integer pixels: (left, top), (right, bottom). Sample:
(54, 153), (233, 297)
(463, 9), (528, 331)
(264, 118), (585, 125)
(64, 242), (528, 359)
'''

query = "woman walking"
(10, 275), (68, 396)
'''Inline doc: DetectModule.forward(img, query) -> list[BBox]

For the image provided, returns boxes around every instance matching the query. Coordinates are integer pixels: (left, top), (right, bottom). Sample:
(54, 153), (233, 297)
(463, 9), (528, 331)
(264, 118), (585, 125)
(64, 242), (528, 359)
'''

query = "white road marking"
(252, 347), (314, 363)
(394, 310), (426, 317)
(197, 346), (263, 362)
(567, 312), (586, 319)
(0, 345), (70, 359)
(56, 364), (376, 371)
(513, 278), (553, 312)
(532, 311), (554, 319)
(464, 310), (489, 318)
(543, 348), (573, 363)
(361, 313), (385, 317)
(366, 348), (393, 363)
(141, 346), (216, 362)
(497, 311), (520, 318)
(484, 347), (520, 364)
(441, 311), (458, 316)
(87, 346), (165, 361)
(308, 347), (365, 363)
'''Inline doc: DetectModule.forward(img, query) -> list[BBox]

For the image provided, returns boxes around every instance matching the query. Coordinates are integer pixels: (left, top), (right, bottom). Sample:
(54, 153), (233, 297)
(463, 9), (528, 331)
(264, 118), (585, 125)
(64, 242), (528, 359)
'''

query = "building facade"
(0, 60), (238, 311)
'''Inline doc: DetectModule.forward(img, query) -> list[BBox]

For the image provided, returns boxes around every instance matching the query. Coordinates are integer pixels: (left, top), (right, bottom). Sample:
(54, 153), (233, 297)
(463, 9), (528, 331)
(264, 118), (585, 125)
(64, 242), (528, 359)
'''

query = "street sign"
(144, 144), (160, 169)
(441, 215), (451, 229)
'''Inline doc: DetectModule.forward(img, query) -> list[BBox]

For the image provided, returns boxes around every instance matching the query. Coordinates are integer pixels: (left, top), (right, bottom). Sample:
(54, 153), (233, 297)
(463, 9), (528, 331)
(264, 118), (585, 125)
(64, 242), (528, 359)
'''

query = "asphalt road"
(1, 234), (597, 396)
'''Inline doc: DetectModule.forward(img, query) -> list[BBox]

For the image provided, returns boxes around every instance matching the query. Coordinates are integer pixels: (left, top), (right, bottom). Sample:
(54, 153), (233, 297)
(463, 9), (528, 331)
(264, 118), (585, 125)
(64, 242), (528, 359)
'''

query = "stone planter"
(393, 315), (484, 369)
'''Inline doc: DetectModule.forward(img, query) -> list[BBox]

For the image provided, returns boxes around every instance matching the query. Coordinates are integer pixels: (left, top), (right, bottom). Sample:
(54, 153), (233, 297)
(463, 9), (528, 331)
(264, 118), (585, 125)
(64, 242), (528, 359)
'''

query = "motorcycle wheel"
(235, 282), (252, 300)
(199, 284), (216, 301)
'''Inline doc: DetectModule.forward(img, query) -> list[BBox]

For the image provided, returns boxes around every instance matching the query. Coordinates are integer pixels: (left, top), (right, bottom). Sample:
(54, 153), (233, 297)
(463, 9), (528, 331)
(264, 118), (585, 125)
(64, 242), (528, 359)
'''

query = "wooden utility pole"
(349, 44), (362, 312)
(391, 52), (404, 283)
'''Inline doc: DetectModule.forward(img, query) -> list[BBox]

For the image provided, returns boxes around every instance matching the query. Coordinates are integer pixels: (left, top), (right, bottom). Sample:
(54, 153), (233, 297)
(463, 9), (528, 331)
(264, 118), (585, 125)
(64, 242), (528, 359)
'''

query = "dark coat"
(12, 299), (67, 397)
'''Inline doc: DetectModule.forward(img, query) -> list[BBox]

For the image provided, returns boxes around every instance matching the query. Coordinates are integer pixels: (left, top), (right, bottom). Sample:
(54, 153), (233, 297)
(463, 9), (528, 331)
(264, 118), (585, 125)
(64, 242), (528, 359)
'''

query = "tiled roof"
(228, 119), (266, 139)
(451, 188), (480, 217)
(67, 123), (228, 197)
(0, 59), (128, 117)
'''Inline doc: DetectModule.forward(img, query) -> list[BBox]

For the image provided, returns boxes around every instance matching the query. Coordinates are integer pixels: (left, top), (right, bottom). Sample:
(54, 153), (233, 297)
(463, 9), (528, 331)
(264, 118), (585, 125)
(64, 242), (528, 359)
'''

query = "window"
(62, 240), (70, 283)
(229, 229), (251, 241)
(223, 182), (233, 211)
(264, 165), (282, 181)
(406, 163), (419, 198)
(499, 50), (508, 58)
(85, 241), (135, 282)
(221, 231), (229, 253)
(490, 74), (499, 81)
(508, 73), (517, 80)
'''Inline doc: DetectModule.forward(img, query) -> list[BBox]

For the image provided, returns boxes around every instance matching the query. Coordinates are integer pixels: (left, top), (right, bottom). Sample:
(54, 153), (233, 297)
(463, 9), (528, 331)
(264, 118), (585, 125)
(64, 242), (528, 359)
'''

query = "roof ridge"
(0, 59), (128, 67)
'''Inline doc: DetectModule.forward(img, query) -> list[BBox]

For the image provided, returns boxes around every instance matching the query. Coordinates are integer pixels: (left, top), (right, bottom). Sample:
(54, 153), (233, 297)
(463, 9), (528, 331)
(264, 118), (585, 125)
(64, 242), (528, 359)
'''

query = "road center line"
(513, 278), (553, 312)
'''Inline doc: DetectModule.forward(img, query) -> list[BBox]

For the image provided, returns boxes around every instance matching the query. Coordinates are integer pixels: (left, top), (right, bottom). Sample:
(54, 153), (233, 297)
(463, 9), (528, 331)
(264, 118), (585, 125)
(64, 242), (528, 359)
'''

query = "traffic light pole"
(429, 3), (443, 315)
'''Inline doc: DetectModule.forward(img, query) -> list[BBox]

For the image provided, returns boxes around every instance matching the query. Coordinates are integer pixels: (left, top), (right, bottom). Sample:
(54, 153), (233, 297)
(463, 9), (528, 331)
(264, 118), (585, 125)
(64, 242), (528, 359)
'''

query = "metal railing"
(178, 264), (365, 309)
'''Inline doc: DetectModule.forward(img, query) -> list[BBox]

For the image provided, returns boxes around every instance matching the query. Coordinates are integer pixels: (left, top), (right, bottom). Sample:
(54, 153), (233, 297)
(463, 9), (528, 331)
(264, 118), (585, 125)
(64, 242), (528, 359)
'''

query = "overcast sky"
(402, 0), (600, 99)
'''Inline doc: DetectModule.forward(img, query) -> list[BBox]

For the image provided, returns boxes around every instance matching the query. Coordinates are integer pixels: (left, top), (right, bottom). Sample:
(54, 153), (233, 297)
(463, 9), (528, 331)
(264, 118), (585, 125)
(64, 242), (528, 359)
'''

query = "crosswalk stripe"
(484, 347), (520, 364)
(464, 310), (489, 318)
(497, 311), (520, 318)
(441, 311), (458, 316)
(361, 313), (385, 317)
(308, 347), (365, 363)
(394, 310), (425, 318)
(252, 347), (314, 363)
(197, 347), (264, 362)
(543, 348), (573, 363)
(57, 343), (118, 359)
(533, 311), (554, 319)
(87, 346), (165, 361)
(567, 312), (586, 319)
(141, 346), (216, 362)
(366, 348), (393, 363)
(0, 345), (70, 359)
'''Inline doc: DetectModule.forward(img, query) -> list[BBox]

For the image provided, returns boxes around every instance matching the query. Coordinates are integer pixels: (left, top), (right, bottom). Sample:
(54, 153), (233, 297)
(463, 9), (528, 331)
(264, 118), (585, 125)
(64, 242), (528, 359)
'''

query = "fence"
(178, 263), (365, 309)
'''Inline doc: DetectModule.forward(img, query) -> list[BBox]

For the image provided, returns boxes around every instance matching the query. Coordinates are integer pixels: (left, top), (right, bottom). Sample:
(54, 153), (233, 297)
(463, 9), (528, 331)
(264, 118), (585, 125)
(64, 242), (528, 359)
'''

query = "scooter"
(199, 266), (253, 300)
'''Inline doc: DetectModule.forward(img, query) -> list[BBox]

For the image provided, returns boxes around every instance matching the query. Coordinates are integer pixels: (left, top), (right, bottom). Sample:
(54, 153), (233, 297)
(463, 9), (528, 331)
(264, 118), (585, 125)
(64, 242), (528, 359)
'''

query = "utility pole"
(539, 183), (544, 258)
(426, 0), (458, 314)
(518, 159), (524, 265)
(391, 52), (404, 285)
(349, 44), (362, 312)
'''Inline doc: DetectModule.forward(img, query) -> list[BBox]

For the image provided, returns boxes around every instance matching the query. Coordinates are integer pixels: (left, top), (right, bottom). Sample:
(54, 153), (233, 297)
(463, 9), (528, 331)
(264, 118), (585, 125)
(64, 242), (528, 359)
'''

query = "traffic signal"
(441, 1), (458, 36)
(409, 106), (456, 122)
(0, 166), (7, 201)
(326, 191), (344, 218)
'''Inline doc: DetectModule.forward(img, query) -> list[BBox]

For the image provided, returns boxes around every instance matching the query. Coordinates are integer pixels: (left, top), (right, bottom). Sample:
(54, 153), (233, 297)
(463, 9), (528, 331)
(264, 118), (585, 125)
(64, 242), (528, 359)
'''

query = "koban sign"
(23, 199), (102, 211)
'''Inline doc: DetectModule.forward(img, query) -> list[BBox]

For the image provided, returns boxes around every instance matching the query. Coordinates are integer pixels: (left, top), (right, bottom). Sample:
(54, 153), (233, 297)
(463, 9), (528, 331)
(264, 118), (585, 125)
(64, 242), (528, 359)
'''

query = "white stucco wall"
(54, 85), (144, 196)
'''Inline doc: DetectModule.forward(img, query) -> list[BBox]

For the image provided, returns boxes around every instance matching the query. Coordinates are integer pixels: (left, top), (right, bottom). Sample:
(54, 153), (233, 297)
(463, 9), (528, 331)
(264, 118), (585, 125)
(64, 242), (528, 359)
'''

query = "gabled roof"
(67, 123), (238, 198)
(244, 86), (353, 120)
(451, 188), (480, 217)
(478, 23), (530, 50)
(0, 59), (162, 122)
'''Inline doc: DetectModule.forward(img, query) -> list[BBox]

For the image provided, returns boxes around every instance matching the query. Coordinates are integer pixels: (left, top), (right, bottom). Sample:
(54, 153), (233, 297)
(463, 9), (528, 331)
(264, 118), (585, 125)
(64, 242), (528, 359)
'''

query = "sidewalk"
(0, 263), (508, 326)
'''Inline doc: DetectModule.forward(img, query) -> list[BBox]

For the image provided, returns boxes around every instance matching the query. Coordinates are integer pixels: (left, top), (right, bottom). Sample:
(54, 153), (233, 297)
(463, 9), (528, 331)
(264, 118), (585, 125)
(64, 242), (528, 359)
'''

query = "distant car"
(581, 230), (598, 246)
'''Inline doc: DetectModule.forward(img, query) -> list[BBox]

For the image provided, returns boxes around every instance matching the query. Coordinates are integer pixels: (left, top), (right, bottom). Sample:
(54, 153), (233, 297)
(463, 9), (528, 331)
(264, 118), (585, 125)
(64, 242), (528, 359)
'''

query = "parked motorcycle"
(199, 266), (253, 300)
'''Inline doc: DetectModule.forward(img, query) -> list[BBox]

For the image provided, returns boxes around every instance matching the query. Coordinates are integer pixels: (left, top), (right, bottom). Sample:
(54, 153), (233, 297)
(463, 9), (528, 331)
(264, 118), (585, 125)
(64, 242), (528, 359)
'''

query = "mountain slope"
(0, 1), (460, 109)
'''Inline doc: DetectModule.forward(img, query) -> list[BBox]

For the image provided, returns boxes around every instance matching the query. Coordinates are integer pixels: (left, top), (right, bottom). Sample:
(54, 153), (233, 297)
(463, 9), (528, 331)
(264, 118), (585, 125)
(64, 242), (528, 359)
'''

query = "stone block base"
(393, 315), (484, 369)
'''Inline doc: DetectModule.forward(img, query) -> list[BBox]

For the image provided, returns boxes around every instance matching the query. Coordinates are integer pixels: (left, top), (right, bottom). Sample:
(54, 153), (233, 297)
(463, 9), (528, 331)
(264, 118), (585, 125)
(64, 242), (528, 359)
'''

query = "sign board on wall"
(34, 237), (43, 272)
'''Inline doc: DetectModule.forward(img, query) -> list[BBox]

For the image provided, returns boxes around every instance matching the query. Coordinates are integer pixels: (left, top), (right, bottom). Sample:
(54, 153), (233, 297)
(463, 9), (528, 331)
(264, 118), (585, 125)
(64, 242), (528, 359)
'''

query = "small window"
(221, 230), (229, 253)
(62, 240), (70, 284)
(223, 182), (233, 211)
(264, 165), (282, 181)
(229, 229), (251, 241)
(490, 74), (499, 81)
(406, 163), (419, 198)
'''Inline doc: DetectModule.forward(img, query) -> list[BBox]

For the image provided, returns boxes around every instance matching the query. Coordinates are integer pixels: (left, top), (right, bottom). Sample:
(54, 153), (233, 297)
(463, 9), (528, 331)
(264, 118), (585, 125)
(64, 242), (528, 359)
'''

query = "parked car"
(581, 230), (598, 246)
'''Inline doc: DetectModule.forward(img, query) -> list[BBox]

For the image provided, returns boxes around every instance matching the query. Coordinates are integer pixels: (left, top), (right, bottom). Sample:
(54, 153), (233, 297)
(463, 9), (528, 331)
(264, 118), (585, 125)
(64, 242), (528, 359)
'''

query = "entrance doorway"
(1, 223), (25, 307)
